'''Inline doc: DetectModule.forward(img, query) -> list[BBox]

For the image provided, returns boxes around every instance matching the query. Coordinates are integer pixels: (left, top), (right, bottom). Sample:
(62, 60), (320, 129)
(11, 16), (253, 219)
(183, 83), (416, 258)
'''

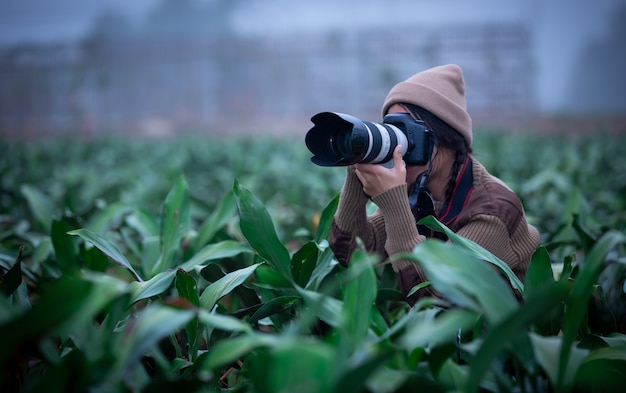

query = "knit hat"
(381, 64), (473, 146)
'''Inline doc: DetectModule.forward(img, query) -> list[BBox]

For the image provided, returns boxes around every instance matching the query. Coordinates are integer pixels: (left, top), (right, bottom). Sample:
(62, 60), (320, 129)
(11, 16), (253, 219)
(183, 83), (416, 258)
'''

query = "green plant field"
(1, 130), (625, 392)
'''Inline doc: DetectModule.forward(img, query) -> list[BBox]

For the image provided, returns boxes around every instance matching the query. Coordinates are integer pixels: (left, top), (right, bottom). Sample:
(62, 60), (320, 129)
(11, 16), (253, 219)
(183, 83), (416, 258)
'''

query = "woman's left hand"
(355, 145), (406, 197)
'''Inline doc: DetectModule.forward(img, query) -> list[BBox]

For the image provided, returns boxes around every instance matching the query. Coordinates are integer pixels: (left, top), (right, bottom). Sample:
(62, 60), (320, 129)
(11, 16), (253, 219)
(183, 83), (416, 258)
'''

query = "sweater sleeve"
(329, 168), (386, 266)
(371, 184), (433, 304)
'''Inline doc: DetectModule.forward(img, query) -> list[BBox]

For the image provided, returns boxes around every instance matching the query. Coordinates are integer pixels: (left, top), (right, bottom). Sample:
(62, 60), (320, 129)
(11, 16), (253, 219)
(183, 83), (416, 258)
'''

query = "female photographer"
(329, 64), (539, 305)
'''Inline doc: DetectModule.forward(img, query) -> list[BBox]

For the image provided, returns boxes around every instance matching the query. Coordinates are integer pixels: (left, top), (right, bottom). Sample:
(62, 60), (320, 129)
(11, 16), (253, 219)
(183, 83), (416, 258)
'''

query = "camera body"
(305, 112), (433, 168)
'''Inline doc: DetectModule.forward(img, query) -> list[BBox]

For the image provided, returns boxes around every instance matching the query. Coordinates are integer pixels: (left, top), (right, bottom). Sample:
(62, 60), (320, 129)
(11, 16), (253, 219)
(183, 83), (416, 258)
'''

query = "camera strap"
(438, 157), (473, 225)
(409, 171), (442, 239)
(409, 157), (473, 239)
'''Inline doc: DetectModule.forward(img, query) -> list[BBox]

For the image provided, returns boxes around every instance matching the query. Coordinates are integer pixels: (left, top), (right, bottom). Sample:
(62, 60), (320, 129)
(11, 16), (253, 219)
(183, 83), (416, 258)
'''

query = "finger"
(393, 145), (405, 168)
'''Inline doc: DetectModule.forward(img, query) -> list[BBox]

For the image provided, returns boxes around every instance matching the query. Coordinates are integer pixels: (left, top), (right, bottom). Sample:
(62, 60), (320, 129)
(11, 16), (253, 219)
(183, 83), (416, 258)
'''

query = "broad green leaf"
(525, 246), (563, 335)
(401, 308), (477, 350)
(575, 349), (626, 392)
(175, 268), (199, 307)
(197, 309), (254, 333)
(571, 213), (596, 253)
(420, 216), (524, 293)
(315, 193), (339, 244)
(200, 333), (278, 371)
(199, 263), (261, 311)
(250, 340), (338, 393)
(193, 189), (237, 250)
(179, 240), (251, 272)
(437, 359), (470, 392)
(529, 333), (589, 390)
(0, 253), (22, 296)
(68, 228), (143, 281)
(396, 240), (519, 325)
(176, 268), (200, 360)
(249, 296), (300, 325)
(154, 175), (190, 275)
(139, 235), (160, 277)
(524, 246), (555, 297)
(291, 241), (318, 288)
(336, 348), (395, 393)
(125, 208), (160, 238)
(558, 230), (626, 390)
(20, 184), (54, 233)
(342, 249), (377, 351)
(85, 202), (132, 234)
(32, 236), (53, 264)
(306, 247), (338, 291)
(297, 288), (344, 328)
(466, 280), (571, 393)
(255, 264), (293, 288)
(129, 270), (175, 303)
(0, 275), (127, 365)
(51, 217), (79, 273)
(233, 180), (292, 281)
(116, 305), (194, 373)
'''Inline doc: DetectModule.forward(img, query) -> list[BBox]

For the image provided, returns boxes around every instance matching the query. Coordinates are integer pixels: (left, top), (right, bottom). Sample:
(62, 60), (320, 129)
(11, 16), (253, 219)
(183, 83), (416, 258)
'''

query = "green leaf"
(200, 333), (278, 371)
(297, 288), (344, 328)
(315, 193), (339, 244)
(68, 228), (143, 281)
(0, 247), (24, 297)
(575, 349), (626, 392)
(250, 340), (338, 393)
(51, 217), (79, 273)
(175, 268), (199, 307)
(199, 263), (261, 311)
(525, 246), (563, 335)
(125, 208), (160, 238)
(116, 305), (195, 373)
(193, 189), (237, 250)
(85, 202), (132, 234)
(154, 175), (190, 276)
(233, 180), (292, 281)
(524, 246), (555, 297)
(197, 309), (254, 333)
(401, 308), (477, 350)
(291, 241), (318, 288)
(306, 247), (338, 291)
(397, 240), (519, 325)
(0, 275), (127, 365)
(466, 280), (571, 393)
(129, 270), (176, 303)
(20, 184), (54, 233)
(179, 240), (251, 272)
(249, 296), (300, 325)
(558, 230), (626, 390)
(529, 333), (590, 389)
(420, 216), (524, 293)
(335, 348), (395, 393)
(571, 213), (596, 253)
(342, 249), (377, 351)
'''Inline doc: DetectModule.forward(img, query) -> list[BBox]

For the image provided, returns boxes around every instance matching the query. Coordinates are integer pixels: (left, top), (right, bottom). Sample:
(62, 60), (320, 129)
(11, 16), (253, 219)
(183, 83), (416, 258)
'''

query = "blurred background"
(1, 0), (625, 139)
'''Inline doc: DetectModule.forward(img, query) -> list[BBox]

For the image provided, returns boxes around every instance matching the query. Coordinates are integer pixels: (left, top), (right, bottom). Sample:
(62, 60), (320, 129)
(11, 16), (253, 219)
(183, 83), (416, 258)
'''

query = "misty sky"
(0, 0), (623, 113)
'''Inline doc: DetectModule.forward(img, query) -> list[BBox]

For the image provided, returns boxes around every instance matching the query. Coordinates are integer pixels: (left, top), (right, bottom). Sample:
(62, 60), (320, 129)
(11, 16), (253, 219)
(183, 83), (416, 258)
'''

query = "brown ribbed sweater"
(329, 157), (540, 305)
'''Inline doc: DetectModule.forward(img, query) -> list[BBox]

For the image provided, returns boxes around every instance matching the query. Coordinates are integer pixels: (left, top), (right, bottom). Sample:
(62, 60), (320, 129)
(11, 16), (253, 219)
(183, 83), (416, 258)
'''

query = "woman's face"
(386, 104), (430, 185)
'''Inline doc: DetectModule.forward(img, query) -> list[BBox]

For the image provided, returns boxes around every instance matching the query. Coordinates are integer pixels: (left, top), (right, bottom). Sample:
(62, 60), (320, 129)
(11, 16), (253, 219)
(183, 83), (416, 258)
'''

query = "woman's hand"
(354, 145), (406, 197)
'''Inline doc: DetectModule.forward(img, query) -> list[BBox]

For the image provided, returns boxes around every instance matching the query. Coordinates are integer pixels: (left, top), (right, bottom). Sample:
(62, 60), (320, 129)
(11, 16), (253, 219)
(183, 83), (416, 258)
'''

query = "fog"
(1, 0), (624, 136)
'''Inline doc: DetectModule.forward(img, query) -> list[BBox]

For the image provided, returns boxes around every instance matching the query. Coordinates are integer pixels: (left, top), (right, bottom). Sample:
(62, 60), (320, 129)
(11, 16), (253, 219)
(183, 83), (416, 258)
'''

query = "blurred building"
(0, 20), (534, 137)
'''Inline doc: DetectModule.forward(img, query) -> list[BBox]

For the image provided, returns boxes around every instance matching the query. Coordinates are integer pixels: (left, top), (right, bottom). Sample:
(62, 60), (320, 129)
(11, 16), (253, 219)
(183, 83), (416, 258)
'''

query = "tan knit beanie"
(381, 64), (473, 146)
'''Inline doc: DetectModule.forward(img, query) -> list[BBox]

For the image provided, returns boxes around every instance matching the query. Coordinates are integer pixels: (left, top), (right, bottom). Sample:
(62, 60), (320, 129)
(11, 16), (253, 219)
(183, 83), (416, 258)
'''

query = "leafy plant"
(1, 132), (625, 392)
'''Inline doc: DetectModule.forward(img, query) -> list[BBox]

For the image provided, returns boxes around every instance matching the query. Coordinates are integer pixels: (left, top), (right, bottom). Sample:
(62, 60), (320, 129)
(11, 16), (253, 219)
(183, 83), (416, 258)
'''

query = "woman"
(329, 64), (540, 305)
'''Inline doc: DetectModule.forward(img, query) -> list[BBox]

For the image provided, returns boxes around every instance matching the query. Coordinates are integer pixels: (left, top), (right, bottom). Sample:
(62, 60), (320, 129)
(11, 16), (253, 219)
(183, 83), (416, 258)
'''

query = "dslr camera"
(305, 112), (434, 168)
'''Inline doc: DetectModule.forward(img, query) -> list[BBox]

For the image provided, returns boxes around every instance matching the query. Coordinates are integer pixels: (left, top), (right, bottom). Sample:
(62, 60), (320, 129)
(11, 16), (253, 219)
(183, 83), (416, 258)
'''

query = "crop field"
(1, 129), (625, 392)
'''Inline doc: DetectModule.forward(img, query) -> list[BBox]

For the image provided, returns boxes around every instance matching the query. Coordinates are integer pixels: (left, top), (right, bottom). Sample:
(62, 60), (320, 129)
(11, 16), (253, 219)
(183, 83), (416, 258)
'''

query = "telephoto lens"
(305, 112), (408, 168)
